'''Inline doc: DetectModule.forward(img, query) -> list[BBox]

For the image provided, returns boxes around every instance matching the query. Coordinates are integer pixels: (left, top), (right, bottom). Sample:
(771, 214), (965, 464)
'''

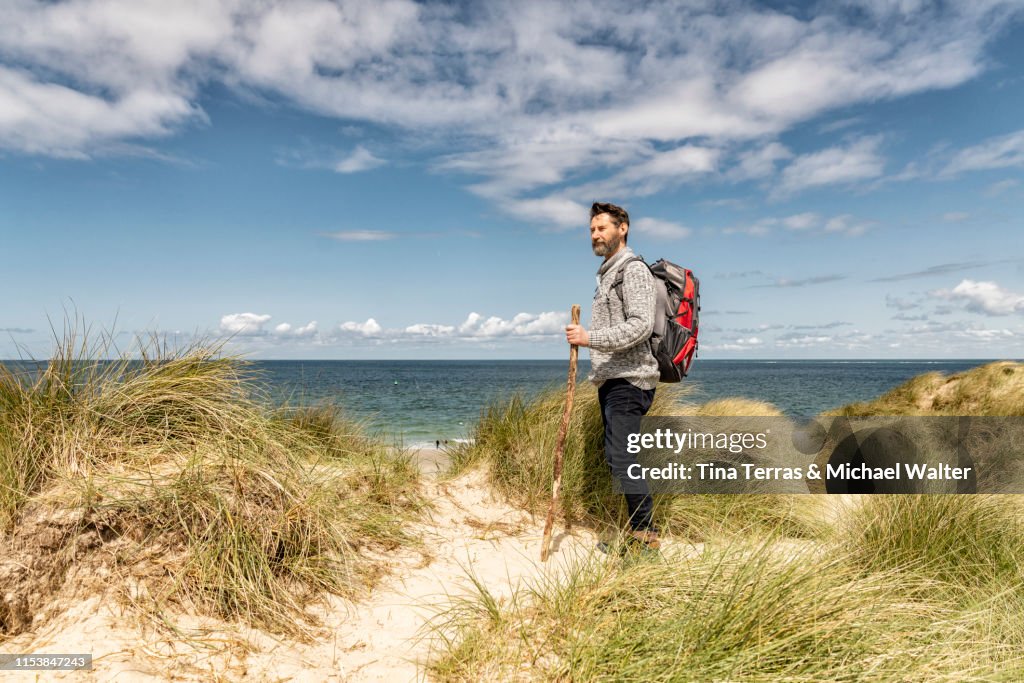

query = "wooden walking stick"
(541, 304), (581, 562)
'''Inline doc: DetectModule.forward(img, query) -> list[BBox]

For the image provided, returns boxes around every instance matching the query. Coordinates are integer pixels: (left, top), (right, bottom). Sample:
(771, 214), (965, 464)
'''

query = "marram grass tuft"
(428, 539), (1022, 682)
(0, 315), (422, 637)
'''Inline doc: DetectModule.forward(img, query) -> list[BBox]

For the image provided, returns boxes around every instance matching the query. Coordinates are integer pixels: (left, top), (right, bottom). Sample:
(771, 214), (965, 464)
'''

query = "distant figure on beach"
(565, 201), (660, 555)
(436, 440), (440, 449)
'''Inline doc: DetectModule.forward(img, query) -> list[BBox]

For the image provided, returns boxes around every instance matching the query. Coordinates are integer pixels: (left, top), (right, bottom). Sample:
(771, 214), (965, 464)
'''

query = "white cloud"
(985, 178), (1020, 197)
(454, 311), (567, 338)
(220, 312), (272, 335)
(778, 328), (875, 350)
(498, 195), (589, 231)
(822, 214), (873, 236)
(885, 319), (1023, 351)
(782, 212), (820, 231)
(942, 129), (1024, 176)
(0, 65), (203, 158)
(1, 0), (1017, 218)
(882, 131), (1024, 185)
(632, 217), (692, 240)
(932, 279), (1024, 316)
(723, 219), (775, 237)
(214, 310), (570, 347)
(273, 320), (318, 337)
(729, 141), (793, 181)
(886, 294), (920, 311)
(957, 328), (1015, 339)
(727, 324), (785, 334)
(776, 136), (886, 196)
(326, 311), (570, 341)
(593, 145), (719, 197)
(333, 145), (385, 173)
(711, 335), (765, 351)
(818, 116), (864, 134)
(631, 145), (719, 177)
(404, 323), (456, 337)
(941, 211), (970, 222)
(339, 318), (383, 336)
(457, 312), (484, 336)
(775, 334), (835, 348)
(754, 274), (846, 288)
(904, 320), (964, 335)
(440, 135), (639, 202)
(321, 230), (397, 241)
(723, 212), (871, 237)
(701, 197), (749, 209)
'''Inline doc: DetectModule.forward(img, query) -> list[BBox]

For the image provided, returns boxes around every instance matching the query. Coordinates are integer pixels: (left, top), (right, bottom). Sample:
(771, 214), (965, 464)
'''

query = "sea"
(2, 358), (1011, 449)
(248, 359), (1007, 448)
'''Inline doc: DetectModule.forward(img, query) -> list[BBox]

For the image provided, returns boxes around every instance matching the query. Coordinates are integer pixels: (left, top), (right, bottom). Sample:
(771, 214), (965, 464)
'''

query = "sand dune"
(3, 450), (598, 681)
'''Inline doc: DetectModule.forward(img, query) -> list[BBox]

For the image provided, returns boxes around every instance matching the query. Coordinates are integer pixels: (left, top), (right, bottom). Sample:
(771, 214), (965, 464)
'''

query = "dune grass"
(834, 493), (1024, 669)
(431, 363), (1024, 680)
(828, 361), (1024, 416)
(773, 359), (1024, 671)
(449, 384), (826, 540)
(0, 318), (422, 637)
(430, 490), (1024, 681)
(835, 494), (1024, 590)
(429, 539), (1017, 682)
(819, 362), (1024, 492)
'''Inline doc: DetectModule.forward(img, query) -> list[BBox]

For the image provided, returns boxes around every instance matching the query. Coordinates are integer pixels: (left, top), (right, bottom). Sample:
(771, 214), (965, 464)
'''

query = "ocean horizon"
(5, 358), (1009, 447)
(250, 358), (1022, 446)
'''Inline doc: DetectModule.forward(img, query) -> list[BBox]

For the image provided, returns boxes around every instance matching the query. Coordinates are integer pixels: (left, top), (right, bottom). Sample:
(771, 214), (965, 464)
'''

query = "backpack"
(612, 256), (700, 382)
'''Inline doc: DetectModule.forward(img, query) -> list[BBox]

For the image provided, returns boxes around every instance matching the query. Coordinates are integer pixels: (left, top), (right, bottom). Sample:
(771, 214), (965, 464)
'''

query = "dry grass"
(0, 315), (423, 638)
(430, 363), (1024, 681)
(828, 361), (1024, 416)
(676, 396), (786, 417)
(835, 493), (1024, 590)
(429, 539), (1019, 682)
(832, 493), (1024, 668)
(449, 383), (826, 541)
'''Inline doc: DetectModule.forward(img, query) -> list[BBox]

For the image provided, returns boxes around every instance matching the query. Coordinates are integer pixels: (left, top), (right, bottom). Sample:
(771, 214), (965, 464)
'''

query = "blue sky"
(2, 0), (1024, 360)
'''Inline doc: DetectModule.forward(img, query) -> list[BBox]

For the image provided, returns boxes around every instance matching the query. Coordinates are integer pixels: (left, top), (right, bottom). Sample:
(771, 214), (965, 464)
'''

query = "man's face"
(590, 213), (627, 257)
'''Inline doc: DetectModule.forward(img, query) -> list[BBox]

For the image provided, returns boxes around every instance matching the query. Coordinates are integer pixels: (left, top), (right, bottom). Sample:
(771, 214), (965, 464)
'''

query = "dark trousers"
(598, 377), (656, 532)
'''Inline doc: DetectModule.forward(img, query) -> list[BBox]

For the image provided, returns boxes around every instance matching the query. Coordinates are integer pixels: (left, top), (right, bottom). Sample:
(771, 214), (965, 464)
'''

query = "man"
(565, 201), (661, 553)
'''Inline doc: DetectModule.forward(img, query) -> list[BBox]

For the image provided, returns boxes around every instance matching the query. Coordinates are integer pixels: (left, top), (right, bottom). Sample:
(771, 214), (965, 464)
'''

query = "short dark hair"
(590, 201), (630, 243)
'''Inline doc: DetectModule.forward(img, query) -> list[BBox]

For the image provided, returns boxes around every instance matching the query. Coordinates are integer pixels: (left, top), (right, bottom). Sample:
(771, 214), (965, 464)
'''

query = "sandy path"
(3, 449), (599, 682)
(238, 451), (598, 682)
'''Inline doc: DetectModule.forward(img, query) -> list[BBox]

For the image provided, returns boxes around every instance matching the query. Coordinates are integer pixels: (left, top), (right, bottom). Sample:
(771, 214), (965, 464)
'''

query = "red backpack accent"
(613, 257), (700, 382)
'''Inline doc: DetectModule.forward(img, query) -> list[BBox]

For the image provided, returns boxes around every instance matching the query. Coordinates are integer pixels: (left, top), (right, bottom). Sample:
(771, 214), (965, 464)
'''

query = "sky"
(2, 0), (1024, 360)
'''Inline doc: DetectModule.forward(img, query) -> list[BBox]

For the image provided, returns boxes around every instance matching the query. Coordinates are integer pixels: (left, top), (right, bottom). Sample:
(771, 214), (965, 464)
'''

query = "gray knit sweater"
(587, 246), (659, 390)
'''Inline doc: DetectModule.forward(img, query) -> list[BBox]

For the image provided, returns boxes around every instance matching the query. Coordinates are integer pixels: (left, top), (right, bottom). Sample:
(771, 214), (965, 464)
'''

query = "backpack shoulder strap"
(611, 255), (648, 297)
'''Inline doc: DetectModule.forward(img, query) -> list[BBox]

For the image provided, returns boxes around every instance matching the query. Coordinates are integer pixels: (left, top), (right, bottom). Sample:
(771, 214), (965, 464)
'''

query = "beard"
(592, 234), (622, 256)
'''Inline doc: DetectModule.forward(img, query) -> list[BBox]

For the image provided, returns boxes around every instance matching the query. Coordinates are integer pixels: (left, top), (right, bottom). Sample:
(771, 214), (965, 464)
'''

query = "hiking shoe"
(622, 529), (661, 561)
(596, 530), (662, 560)
(627, 529), (661, 550)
